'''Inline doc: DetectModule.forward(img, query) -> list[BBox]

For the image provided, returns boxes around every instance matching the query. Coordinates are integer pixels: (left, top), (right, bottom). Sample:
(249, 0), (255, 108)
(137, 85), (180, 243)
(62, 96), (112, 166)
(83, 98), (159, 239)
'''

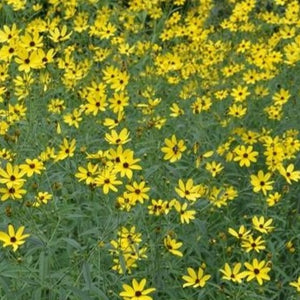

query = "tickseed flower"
(55, 138), (76, 161)
(173, 201), (196, 224)
(105, 128), (131, 145)
(279, 163), (300, 184)
(250, 170), (273, 195)
(182, 267), (211, 288)
(161, 134), (186, 163)
(220, 263), (245, 283)
(266, 192), (281, 207)
(119, 278), (156, 300)
(126, 181), (150, 204)
(32, 192), (52, 207)
(241, 259), (271, 285)
(95, 169), (122, 194)
(20, 158), (45, 177)
(289, 276), (300, 292)
(164, 235), (183, 257)
(252, 216), (274, 234)
(175, 178), (202, 201)
(241, 235), (266, 253)
(0, 163), (26, 188)
(233, 145), (258, 167)
(0, 183), (26, 201)
(228, 225), (251, 240)
(75, 162), (99, 185)
(0, 224), (30, 252)
(205, 161), (224, 177)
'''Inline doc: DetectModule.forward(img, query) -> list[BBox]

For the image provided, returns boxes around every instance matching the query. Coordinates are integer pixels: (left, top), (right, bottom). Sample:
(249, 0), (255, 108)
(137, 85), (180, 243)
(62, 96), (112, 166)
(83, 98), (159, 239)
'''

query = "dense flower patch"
(0, 0), (299, 298)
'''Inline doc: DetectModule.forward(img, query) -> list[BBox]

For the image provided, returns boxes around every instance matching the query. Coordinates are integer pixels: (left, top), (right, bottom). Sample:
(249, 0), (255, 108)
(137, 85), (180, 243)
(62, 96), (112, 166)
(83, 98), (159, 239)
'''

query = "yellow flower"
(228, 225), (251, 240)
(233, 145), (258, 167)
(241, 235), (266, 253)
(48, 25), (72, 43)
(0, 184), (27, 201)
(220, 263), (246, 283)
(55, 138), (76, 161)
(119, 278), (156, 300)
(227, 103), (247, 118)
(161, 134), (186, 163)
(32, 192), (52, 207)
(250, 170), (273, 195)
(164, 235), (183, 257)
(241, 259), (271, 285)
(95, 169), (122, 194)
(175, 178), (202, 201)
(20, 158), (45, 177)
(0, 224), (30, 252)
(279, 164), (300, 184)
(113, 148), (142, 179)
(182, 267), (211, 288)
(205, 161), (224, 177)
(75, 162), (99, 185)
(126, 181), (150, 204)
(105, 128), (131, 145)
(266, 192), (281, 207)
(0, 163), (26, 188)
(252, 216), (274, 234)
(290, 276), (300, 292)
(173, 201), (196, 224)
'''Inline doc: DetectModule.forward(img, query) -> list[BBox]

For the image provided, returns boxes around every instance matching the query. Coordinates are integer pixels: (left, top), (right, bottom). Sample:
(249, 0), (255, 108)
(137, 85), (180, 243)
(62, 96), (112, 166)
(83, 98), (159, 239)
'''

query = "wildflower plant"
(0, 0), (299, 299)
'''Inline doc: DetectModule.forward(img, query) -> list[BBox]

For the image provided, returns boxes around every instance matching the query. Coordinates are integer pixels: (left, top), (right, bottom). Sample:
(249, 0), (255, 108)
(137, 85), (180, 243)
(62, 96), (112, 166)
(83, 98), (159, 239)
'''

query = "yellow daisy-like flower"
(241, 259), (271, 285)
(250, 170), (273, 195)
(182, 266), (211, 288)
(220, 263), (246, 283)
(289, 276), (300, 292)
(0, 224), (30, 252)
(119, 278), (156, 300)
(161, 134), (186, 163)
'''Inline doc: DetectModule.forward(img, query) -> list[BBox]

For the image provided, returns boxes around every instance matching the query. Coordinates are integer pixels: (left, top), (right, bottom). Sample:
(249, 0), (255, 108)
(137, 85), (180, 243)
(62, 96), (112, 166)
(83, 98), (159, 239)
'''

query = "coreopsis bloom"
(126, 181), (150, 204)
(95, 169), (122, 194)
(252, 216), (274, 234)
(48, 25), (72, 42)
(170, 103), (184, 117)
(241, 235), (266, 253)
(0, 163), (26, 188)
(233, 145), (258, 167)
(175, 178), (202, 201)
(20, 158), (45, 177)
(55, 138), (76, 161)
(148, 199), (168, 216)
(0, 224), (30, 252)
(105, 128), (131, 145)
(231, 85), (250, 102)
(205, 161), (224, 177)
(161, 134), (186, 163)
(290, 277), (300, 292)
(241, 259), (271, 285)
(228, 225), (251, 240)
(0, 184), (27, 201)
(164, 235), (183, 257)
(279, 164), (300, 184)
(119, 278), (155, 300)
(75, 162), (99, 185)
(173, 201), (196, 224)
(182, 267), (211, 288)
(250, 170), (273, 195)
(266, 192), (281, 206)
(220, 263), (245, 283)
(114, 149), (142, 179)
(227, 104), (247, 118)
(32, 192), (52, 207)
